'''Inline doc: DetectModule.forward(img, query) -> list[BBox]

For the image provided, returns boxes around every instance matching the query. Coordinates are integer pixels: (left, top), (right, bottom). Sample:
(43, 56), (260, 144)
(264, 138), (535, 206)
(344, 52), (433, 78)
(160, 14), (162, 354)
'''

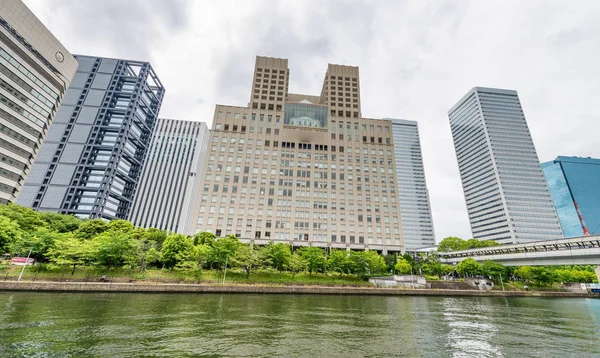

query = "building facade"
(0, 0), (77, 204)
(448, 87), (563, 244)
(17, 55), (164, 220)
(195, 56), (404, 253)
(129, 118), (210, 234)
(542, 156), (600, 237)
(389, 119), (435, 250)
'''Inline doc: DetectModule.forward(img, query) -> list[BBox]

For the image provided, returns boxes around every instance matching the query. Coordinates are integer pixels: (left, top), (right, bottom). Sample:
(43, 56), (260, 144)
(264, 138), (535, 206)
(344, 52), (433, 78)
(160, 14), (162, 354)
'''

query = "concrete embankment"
(0, 281), (597, 298)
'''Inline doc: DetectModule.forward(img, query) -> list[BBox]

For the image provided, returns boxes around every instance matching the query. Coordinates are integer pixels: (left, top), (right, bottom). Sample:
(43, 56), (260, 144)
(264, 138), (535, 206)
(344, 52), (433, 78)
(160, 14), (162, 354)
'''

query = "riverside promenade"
(1, 281), (598, 298)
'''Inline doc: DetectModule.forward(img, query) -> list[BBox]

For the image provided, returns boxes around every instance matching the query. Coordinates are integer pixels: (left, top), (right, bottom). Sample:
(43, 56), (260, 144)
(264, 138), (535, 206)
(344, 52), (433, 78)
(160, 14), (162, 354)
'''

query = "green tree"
(264, 243), (292, 272)
(298, 246), (325, 274)
(288, 252), (307, 278)
(421, 261), (442, 276)
(365, 251), (387, 275)
(441, 264), (455, 276)
(395, 258), (412, 274)
(0, 203), (46, 233)
(383, 254), (398, 273)
(108, 220), (135, 233)
(75, 219), (109, 240)
(193, 231), (216, 246)
(0, 215), (23, 253)
(349, 251), (369, 277)
(160, 234), (194, 269)
(328, 250), (351, 274)
(10, 227), (65, 262)
(144, 247), (161, 268)
(39, 211), (81, 233)
(456, 258), (482, 277)
(212, 235), (241, 268)
(92, 231), (137, 270)
(193, 244), (214, 269)
(481, 261), (506, 280)
(47, 235), (95, 274)
(465, 239), (499, 250)
(437, 237), (467, 252)
(515, 266), (533, 281)
(529, 267), (557, 286)
(233, 244), (262, 278)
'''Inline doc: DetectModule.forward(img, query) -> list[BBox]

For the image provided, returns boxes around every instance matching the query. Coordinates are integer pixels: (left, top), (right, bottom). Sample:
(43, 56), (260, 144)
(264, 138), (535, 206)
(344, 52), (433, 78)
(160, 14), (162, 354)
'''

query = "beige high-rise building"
(196, 56), (403, 253)
(0, 0), (77, 204)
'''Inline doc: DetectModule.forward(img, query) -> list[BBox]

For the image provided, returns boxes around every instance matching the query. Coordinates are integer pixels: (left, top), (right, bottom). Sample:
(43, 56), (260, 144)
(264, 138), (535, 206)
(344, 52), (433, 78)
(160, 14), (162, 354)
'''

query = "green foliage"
(145, 247), (161, 267)
(47, 235), (95, 274)
(456, 258), (482, 277)
(0, 203), (46, 233)
(437, 237), (467, 252)
(287, 252), (307, 278)
(481, 261), (506, 279)
(160, 234), (194, 269)
(437, 237), (499, 252)
(298, 246), (326, 274)
(93, 231), (137, 269)
(232, 244), (262, 278)
(211, 235), (241, 268)
(264, 243), (292, 272)
(108, 220), (134, 233)
(394, 258), (412, 274)
(383, 254), (397, 273)
(441, 264), (455, 276)
(39, 211), (81, 233)
(328, 250), (351, 274)
(193, 231), (216, 246)
(0, 215), (23, 253)
(75, 219), (109, 240)
(10, 227), (66, 262)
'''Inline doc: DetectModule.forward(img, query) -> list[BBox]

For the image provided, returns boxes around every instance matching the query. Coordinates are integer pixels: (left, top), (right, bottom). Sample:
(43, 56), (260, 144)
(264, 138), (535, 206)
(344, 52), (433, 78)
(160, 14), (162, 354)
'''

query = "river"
(1, 292), (599, 357)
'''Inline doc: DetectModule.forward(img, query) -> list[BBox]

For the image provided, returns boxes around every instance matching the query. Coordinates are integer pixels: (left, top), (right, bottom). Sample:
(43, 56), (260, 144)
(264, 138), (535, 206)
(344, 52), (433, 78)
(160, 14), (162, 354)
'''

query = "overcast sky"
(25, 0), (600, 242)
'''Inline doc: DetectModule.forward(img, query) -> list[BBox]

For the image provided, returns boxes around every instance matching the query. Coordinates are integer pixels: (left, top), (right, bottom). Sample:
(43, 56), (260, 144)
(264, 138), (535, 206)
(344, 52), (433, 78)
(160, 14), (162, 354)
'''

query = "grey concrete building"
(195, 56), (405, 254)
(448, 87), (563, 244)
(0, 0), (77, 204)
(17, 55), (164, 220)
(389, 119), (435, 250)
(129, 118), (210, 234)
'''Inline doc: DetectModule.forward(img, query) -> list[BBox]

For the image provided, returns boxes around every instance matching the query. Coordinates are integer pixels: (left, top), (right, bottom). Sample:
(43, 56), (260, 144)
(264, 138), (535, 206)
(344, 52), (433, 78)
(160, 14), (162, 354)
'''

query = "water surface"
(1, 292), (599, 357)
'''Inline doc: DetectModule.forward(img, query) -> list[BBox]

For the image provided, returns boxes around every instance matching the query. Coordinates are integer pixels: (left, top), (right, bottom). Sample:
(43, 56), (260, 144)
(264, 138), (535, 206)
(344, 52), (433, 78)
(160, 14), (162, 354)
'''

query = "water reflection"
(0, 293), (598, 357)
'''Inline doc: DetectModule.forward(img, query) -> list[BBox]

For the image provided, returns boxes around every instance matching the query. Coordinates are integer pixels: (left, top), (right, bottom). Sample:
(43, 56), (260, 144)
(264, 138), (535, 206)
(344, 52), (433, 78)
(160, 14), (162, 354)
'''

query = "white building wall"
(129, 119), (210, 233)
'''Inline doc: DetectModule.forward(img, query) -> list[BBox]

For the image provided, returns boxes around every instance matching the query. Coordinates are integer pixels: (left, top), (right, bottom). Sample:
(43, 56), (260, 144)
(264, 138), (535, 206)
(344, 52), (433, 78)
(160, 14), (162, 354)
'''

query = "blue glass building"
(542, 156), (600, 237)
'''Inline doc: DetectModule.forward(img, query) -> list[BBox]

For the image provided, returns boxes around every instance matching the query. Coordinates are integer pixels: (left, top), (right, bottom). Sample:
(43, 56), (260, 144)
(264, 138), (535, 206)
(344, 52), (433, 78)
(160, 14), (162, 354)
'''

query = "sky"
(24, 0), (600, 242)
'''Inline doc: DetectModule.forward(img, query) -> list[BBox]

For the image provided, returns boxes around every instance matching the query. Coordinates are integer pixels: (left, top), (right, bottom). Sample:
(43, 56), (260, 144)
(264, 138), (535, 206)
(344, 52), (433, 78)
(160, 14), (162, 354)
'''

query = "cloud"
(24, 0), (600, 242)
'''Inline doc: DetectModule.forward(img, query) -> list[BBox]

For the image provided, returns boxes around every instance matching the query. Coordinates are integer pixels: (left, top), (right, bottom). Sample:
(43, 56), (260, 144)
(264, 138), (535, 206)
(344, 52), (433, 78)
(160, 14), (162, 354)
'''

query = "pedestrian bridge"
(438, 235), (600, 267)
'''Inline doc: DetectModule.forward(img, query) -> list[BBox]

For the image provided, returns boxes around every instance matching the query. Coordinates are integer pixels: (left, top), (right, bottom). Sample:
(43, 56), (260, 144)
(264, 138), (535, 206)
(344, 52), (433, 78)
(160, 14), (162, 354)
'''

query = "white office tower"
(390, 119), (435, 250)
(0, 0), (77, 203)
(129, 119), (210, 234)
(448, 87), (563, 244)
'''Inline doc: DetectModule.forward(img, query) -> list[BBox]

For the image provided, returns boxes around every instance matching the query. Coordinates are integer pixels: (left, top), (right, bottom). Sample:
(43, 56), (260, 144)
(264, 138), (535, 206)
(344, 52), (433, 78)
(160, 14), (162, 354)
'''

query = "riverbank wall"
(1, 281), (598, 298)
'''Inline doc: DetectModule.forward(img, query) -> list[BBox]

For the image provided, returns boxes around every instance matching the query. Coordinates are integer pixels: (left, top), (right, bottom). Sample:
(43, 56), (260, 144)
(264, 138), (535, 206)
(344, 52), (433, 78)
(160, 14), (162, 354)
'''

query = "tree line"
(0, 204), (596, 285)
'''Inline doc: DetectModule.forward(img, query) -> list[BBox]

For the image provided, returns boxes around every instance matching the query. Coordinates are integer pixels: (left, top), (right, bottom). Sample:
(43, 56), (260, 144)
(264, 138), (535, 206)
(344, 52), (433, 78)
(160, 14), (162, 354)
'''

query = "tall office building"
(542, 156), (600, 237)
(448, 87), (562, 244)
(17, 55), (164, 220)
(195, 56), (404, 253)
(0, 0), (77, 204)
(389, 119), (435, 250)
(129, 118), (210, 234)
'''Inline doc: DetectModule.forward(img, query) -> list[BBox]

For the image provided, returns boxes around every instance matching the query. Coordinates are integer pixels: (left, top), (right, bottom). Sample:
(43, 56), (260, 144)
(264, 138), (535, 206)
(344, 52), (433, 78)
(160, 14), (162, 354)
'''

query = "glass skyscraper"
(542, 156), (600, 237)
(389, 119), (435, 250)
(448, 87), (563, 244)
(17, 55), (165, 220)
